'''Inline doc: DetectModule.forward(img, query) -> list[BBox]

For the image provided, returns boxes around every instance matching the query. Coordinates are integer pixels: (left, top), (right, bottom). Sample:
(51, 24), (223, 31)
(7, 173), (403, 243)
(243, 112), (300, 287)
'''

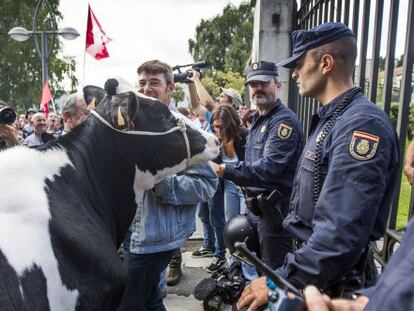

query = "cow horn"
(87, 98), (96, 110)
(117, 106), (126, 127)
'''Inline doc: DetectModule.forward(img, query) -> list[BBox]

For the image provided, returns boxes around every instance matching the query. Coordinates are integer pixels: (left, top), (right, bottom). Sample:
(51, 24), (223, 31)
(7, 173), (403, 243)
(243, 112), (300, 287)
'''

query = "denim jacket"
(129, 162), (218, 254)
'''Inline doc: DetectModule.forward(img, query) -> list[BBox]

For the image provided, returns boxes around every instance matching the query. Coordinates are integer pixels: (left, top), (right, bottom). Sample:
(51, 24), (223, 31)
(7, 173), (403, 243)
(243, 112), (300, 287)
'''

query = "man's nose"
(292, 70), (298, 80)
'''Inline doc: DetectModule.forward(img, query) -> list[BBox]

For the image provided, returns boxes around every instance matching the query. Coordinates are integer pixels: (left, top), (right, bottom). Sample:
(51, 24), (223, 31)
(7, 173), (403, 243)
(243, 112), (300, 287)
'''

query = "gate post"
(251, 0), (297, 109)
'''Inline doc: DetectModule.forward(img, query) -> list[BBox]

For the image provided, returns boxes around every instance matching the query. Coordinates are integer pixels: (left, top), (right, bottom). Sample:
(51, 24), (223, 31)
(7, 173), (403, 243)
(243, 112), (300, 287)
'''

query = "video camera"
(172, 61), (208, 83)
(194, 260), (246, 311)
(0, 105), (17, 125)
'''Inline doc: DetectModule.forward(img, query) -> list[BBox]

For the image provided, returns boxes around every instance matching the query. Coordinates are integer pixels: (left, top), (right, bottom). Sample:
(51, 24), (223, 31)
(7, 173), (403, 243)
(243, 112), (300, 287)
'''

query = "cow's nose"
(215, 138), (220, 146)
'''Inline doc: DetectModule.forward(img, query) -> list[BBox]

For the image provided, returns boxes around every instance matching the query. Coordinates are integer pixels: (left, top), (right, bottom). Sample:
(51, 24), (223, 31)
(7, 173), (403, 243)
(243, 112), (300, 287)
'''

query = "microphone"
(193, 278), (217, 301)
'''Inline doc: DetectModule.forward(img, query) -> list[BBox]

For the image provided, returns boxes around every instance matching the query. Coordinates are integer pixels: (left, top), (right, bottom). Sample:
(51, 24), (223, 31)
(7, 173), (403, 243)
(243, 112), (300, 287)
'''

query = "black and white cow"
(0, 85), (219, 310)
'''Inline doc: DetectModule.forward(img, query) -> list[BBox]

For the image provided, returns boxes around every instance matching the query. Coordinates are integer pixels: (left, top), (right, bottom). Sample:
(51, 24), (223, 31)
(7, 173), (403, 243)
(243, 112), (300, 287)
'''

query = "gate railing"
(294, 0), (414, 268)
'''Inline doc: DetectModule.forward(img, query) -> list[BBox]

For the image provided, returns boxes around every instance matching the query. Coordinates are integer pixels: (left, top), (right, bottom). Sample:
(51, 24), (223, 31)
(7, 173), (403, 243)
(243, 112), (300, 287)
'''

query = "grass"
(396, 178), (412, 228)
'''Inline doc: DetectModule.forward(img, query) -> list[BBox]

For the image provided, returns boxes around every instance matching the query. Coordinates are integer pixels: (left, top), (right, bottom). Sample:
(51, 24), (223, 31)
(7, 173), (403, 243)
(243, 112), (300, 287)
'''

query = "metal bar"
(352, 0), (360, 38)
(409, 186), (414, 220)
(357, 0), (371, 91)
(336, 0), (342, 22)
(343, 0), (350, 25)
(368, 0), (384, 103)
(382, 0), (399, 115)
(41, 31), (48, 85)
(391, 0), (414, 229)
(324, 0), (329, 23)
(329, 0), (335, 21)
(318, 0), (324, 24)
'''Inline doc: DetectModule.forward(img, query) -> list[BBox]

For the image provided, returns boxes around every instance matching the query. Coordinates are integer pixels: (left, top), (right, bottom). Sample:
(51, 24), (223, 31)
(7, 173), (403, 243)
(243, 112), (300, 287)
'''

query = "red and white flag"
(85, 4), (111, 60)
(40, 80), (52, 116)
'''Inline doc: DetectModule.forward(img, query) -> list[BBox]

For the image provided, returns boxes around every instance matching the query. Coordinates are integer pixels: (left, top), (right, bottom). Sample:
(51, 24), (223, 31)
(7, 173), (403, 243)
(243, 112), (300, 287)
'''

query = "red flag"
(40, 81), (52, 116)
(85, 4), (111, 60)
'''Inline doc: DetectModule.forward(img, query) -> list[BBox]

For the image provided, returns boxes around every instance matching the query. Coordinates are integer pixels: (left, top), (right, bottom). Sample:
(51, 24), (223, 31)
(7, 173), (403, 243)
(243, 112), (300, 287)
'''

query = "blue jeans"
(223, 179), (246, 222)
(198, 183), (226, 259)
(119, 248), (175, 311)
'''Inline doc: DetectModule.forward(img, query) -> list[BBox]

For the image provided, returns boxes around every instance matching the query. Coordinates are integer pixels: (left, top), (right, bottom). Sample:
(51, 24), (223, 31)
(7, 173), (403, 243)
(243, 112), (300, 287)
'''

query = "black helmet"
(223, 214), (259, 256)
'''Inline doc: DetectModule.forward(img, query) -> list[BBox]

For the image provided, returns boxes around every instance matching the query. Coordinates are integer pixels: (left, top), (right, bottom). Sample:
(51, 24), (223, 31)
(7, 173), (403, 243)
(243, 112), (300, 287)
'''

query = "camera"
(194, 260), (246, 310)
(0, 105), (17, 125)
(173, 61), (208, 83)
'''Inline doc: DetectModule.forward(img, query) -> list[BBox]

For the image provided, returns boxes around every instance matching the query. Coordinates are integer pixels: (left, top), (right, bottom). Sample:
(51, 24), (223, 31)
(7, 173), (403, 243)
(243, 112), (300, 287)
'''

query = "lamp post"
(8, 0), (79, 86)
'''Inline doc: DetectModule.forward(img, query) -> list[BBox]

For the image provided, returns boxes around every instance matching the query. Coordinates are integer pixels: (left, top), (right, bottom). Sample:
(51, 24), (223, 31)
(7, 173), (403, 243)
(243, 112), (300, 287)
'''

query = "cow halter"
(90, 110), (191, 164)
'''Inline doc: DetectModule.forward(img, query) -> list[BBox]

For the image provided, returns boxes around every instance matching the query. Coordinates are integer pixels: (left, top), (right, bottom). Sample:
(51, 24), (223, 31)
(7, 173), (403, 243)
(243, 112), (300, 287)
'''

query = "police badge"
(349, 131), (379, 160)
(277, 123), (293, 139)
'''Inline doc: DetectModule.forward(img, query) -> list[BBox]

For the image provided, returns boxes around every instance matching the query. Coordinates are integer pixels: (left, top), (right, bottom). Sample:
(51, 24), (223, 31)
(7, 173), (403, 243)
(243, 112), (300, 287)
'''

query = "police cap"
(277, 22), (355, 69)
(245, 61), (278, 85)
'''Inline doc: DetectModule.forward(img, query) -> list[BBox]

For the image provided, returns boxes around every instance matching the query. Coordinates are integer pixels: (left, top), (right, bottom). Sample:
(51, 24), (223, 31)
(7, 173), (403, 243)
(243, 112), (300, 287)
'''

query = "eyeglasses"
(138, 79), (166, 89)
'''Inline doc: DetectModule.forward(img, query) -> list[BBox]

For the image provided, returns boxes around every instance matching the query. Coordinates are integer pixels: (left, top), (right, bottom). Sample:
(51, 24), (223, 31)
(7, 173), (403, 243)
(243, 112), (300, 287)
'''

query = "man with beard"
(214, 61), (303, 270)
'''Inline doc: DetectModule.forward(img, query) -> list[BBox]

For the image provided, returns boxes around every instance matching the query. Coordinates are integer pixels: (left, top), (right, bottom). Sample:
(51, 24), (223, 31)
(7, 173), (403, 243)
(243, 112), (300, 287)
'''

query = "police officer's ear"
(274, 77), (282, 89)
(320, 54), (334, 75)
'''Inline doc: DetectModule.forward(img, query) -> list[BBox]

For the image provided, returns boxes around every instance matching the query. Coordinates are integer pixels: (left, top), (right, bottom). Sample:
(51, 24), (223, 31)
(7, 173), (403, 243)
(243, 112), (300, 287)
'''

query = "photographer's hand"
(186, 69), (201, 82)
(237, 277), (269, 311)
(0, 123), (19, 147)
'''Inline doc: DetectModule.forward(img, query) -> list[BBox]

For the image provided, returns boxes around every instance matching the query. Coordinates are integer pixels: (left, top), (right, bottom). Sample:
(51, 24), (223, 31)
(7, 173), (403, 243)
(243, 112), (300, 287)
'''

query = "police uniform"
(276, 23), (401, 293)
(361, 217), (414, 310)
(222, 61), (304, 269)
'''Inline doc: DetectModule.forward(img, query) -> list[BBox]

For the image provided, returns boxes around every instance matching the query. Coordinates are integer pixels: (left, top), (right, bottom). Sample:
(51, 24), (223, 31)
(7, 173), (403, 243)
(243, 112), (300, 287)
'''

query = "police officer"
(214, 61), (303, 269)
(304, 216), (414, 310)
(237, 23), (400, 310)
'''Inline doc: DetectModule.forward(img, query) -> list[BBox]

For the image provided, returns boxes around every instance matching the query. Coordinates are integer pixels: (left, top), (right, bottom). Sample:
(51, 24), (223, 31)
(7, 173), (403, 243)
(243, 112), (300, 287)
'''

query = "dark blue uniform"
(361, 217), (414, 310)
(224, 99), (303, 268)
(277, 88), (400, 290)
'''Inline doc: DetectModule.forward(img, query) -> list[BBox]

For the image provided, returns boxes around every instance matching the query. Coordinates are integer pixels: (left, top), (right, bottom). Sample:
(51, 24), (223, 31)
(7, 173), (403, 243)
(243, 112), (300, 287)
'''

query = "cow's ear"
(127, 93), (139, 120)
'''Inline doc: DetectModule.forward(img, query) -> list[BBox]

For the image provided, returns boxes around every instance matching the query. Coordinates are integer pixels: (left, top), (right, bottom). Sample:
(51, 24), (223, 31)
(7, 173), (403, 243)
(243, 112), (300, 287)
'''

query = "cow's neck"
(58, 120), (139, 246)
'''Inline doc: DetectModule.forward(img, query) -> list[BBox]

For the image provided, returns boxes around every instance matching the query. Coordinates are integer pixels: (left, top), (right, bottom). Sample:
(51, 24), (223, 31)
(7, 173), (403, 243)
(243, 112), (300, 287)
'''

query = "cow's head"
(86, 78), (219, 191)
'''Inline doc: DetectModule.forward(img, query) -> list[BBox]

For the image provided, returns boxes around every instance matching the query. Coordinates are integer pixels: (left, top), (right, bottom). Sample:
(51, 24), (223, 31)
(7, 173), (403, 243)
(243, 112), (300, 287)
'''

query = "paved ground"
(164, 239), (212, 311)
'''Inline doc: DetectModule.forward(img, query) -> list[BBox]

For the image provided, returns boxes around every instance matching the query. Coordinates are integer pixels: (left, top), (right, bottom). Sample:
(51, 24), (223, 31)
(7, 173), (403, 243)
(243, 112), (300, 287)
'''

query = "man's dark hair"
(137, 60), (174, 84)
(211, 105), (241, 142)
(310, 36), (357, 77)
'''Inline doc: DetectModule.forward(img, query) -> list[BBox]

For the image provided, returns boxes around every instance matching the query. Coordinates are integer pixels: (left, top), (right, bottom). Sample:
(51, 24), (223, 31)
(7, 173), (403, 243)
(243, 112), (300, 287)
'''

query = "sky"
(58, 0), (245, 91)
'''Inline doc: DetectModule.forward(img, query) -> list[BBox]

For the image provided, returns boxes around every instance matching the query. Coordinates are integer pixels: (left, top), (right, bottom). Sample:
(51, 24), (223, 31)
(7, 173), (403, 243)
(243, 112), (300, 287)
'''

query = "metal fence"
(293, 0), (414, 268)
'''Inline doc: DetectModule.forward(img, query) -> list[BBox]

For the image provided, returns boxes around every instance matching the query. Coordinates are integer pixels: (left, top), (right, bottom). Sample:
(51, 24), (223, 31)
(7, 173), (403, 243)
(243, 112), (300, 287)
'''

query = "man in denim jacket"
(119, 60), (218, 311)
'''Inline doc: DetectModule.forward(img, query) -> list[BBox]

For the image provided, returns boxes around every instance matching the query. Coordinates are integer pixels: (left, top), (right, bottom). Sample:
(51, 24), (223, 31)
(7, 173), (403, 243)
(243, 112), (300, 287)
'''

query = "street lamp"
(8, 0), (79, 86)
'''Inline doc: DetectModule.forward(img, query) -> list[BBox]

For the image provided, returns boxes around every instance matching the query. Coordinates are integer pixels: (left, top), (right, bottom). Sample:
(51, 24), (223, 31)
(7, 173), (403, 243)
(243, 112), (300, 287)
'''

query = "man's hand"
(404, 140), (414, 184)
(211, 162), (225, 177)
(0, 123), (19, 147)
(186, 69), (201, 82)
(304, 285), (369, 311)
(237, 277), (269, 311)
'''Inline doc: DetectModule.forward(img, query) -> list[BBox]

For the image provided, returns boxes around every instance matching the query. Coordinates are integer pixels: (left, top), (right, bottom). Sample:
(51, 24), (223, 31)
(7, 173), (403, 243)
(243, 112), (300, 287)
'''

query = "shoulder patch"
(349, 131), (379, 160)
(277, 123), (293, 139)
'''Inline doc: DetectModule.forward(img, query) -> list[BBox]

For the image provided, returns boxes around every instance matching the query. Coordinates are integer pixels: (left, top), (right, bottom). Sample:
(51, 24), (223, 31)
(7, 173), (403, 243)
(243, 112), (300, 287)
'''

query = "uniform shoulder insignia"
(277, 123), (293, 139)
(349, 131), (380, 160)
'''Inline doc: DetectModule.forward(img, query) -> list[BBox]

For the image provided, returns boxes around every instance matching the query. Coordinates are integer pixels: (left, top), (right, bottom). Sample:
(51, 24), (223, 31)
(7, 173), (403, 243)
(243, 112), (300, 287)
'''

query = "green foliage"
(390, 103), (414, 140)
(201, 71), (245, 99)
(0, 0), (78, 113)
(189, 2), (253, 74)
(172, 84), (185, 103)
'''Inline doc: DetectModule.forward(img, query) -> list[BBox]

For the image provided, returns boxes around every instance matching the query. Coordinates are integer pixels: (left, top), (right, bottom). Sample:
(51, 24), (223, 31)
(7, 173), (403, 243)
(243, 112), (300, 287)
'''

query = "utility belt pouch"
(246, 189), (285, 218)
(245, 196), (262, 216)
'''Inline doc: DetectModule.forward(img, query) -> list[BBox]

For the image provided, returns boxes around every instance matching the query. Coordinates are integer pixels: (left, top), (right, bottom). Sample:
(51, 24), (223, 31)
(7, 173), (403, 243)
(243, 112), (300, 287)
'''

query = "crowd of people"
(1, 21), (413, 311)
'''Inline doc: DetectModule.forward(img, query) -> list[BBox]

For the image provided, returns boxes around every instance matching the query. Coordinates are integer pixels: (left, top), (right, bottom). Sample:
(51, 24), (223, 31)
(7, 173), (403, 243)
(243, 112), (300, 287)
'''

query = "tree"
(0, 0), (77, 113)
(188, 2), (253, 75)
(172, 84), (185, 103)
(200, 71), (245, 100)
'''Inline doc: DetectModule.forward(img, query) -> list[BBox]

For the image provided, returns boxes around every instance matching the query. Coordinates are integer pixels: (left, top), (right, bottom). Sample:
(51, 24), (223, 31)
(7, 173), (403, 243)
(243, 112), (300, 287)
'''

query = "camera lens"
(0, 106), (17, 125)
